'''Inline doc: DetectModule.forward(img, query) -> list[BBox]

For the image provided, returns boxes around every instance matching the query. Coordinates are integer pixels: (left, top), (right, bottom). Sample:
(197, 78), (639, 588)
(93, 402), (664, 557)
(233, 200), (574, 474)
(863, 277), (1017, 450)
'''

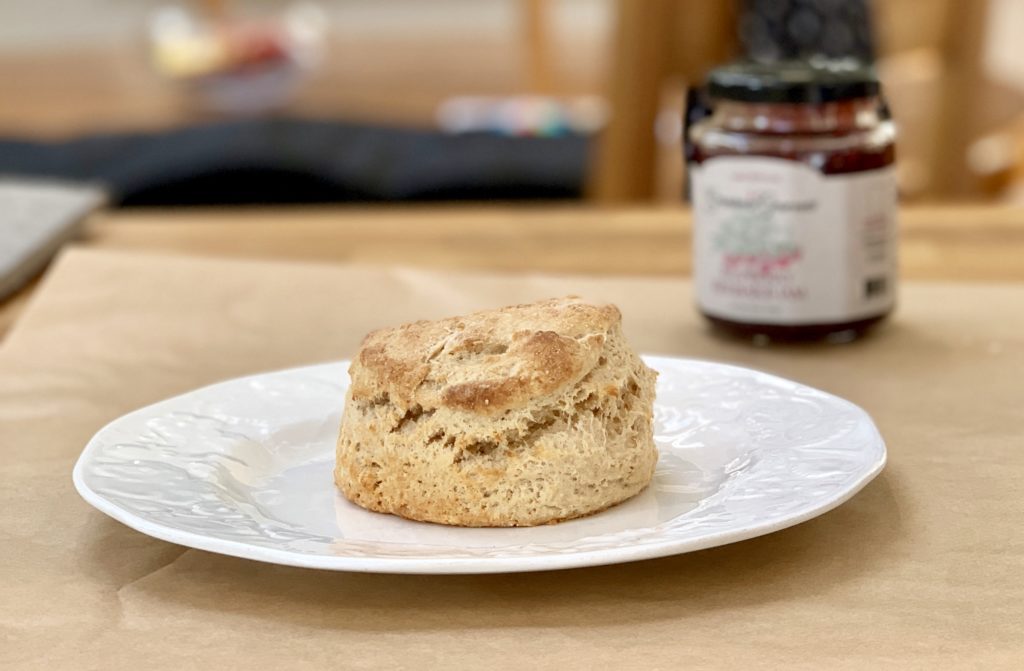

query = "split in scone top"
(347, 297), (623, 416)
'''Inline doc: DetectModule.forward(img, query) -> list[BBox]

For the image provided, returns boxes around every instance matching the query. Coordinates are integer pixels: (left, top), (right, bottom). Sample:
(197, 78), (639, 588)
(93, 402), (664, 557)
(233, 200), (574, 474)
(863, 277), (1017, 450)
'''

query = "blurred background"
(0, 0), (1023, 206)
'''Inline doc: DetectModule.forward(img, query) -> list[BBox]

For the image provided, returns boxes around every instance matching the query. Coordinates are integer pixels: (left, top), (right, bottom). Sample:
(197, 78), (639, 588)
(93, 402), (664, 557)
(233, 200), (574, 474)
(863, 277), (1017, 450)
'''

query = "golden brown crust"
(348, 297), (619, 414)
(335, 297), (658, 527)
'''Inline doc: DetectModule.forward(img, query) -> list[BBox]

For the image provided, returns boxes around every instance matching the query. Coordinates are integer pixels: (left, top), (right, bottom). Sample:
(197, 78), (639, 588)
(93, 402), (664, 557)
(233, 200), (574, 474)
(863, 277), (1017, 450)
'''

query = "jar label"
(691, 157), (897, 325)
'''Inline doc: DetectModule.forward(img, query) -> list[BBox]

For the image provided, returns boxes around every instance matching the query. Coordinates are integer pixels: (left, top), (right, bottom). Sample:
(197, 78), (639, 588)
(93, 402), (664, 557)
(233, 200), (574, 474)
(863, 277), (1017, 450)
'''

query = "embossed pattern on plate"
(73, 357), (886, 573)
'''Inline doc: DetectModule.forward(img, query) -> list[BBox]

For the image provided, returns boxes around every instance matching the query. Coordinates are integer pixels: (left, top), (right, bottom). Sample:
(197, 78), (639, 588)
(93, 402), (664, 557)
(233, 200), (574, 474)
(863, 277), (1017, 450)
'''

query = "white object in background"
(74, 356), (887, 574)
(0, 179), (106, 301)
(691, 157), (898, 326)
(149, 3), (327, 115)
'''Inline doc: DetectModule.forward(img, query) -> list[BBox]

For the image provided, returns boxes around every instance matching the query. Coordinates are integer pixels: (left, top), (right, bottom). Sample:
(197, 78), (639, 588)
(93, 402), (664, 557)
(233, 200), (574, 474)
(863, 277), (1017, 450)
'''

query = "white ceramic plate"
(73, 357), (886, 574)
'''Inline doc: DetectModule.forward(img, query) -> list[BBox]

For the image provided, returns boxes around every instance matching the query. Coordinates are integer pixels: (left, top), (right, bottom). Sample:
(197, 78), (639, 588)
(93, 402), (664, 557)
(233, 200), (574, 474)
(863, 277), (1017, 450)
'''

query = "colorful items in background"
(437, 96), (608, 138)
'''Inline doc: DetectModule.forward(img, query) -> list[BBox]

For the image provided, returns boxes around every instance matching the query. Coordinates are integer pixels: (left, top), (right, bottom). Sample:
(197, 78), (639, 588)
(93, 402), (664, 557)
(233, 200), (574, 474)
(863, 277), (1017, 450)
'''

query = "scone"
(334, 297), (658, 527)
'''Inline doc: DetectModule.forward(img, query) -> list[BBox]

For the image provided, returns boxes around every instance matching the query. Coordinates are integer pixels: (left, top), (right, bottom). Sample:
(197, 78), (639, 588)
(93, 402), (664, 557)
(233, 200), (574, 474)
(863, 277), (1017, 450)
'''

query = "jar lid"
(707, 59), (880, 104)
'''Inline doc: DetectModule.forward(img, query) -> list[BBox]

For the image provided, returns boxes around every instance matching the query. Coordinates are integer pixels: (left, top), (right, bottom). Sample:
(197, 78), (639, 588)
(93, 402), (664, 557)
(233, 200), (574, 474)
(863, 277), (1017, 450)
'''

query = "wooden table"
(3, 204), (1023, 338)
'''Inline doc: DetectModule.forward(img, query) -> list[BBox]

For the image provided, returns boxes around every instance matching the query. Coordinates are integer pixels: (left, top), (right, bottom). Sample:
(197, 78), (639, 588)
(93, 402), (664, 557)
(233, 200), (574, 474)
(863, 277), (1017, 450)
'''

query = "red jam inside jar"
(687, 60), (898, 342)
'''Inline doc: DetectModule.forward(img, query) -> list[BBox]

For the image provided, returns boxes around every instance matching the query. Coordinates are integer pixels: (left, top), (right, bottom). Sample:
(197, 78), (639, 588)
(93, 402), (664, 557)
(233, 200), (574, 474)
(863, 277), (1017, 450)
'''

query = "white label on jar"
(691, 156), (897, 325)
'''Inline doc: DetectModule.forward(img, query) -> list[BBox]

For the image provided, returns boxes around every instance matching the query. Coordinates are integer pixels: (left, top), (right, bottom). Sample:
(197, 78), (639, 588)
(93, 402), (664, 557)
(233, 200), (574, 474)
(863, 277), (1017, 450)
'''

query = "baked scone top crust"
(349, 297), (621, 415)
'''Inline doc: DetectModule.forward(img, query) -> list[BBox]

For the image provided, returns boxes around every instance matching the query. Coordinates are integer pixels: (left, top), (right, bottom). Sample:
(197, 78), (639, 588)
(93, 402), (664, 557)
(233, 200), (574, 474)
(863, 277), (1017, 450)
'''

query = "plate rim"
(72, 356), (887, 574)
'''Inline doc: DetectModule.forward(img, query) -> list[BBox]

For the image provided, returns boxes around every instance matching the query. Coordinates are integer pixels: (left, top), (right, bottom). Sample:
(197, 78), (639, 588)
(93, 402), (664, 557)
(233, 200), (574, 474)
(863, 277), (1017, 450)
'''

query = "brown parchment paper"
(1, 248), (1021, 669)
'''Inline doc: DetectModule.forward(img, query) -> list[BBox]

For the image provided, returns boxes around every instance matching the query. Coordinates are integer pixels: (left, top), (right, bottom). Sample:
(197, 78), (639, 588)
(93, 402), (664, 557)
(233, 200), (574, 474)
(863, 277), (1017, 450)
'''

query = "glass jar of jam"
(687, 59), (897, 342)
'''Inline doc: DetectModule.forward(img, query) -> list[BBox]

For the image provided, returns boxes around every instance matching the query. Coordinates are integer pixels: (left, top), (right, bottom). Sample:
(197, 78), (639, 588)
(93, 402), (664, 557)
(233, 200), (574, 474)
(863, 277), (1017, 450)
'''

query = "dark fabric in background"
(738, 0), (875, 63)
(0, 119), (588, 206)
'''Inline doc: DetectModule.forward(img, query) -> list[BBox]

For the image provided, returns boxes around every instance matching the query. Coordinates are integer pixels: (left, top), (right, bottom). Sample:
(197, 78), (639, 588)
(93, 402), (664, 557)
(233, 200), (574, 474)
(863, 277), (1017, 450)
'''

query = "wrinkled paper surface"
(1, 249), (1021, 669)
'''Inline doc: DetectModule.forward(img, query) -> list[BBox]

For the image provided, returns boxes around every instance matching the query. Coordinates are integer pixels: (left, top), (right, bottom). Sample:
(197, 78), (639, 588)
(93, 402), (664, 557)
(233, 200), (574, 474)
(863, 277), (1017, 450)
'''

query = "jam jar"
(687, 60), (897, 342)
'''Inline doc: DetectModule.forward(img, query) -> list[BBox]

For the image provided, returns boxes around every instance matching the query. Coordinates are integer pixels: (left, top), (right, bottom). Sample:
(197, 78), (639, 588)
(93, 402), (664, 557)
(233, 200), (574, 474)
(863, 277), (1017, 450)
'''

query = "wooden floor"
(0, 32), (605, 140)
